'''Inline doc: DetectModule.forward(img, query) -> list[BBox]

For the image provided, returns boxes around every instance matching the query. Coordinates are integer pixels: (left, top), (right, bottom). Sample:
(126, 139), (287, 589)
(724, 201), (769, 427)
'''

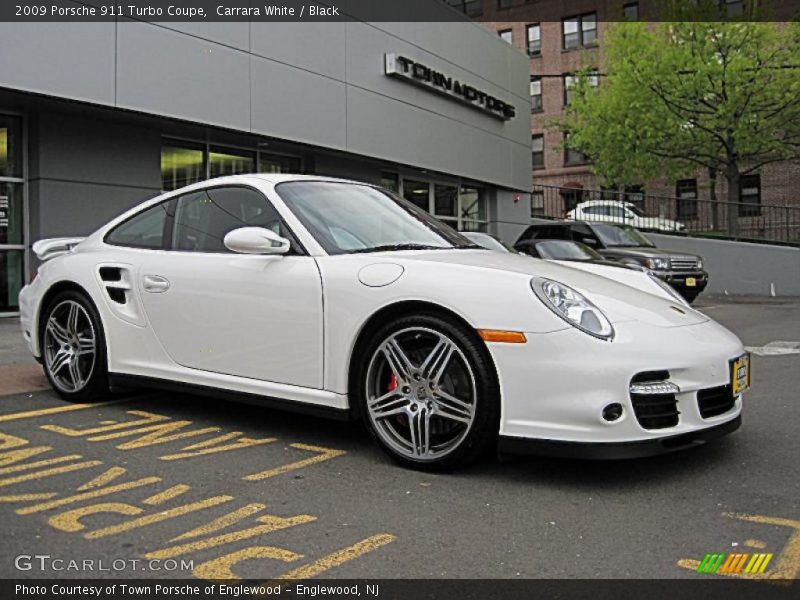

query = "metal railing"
(530, 184), (800, 246)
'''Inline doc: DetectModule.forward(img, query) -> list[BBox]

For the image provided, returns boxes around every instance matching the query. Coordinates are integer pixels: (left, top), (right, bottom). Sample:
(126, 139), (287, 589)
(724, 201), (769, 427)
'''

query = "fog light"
(602, 403), (624, 422)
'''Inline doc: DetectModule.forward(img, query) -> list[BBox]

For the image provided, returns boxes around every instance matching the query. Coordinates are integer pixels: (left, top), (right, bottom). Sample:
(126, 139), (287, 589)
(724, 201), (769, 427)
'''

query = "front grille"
(630, 370), (679, 429)
(670, 256), (699, 270)
(631, 393), (679, 429)
(697, 384), (736, 419)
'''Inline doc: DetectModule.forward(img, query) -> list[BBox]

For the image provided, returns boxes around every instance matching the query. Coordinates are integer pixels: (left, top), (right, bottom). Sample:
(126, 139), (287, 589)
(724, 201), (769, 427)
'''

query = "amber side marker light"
(477, 330), (527, 344)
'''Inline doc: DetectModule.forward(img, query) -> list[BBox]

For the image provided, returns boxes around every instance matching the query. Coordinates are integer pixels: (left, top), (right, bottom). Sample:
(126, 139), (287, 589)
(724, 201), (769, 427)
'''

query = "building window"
(562, 13), (597, 50)
(530, 77), (543, 112)
(720, 0), (745, 17)
(460, 185), (488, 232)
(739, 174), (761, 216)
(161, 141), (205, 191)
(531, 189), (545, 217)
(0, 114), (24, 314)
(676, 178), (698, 219)
(443, 0), (482, 17)
(380, 172), (399, 193)
(258, 152), (302, 174)
(498, 0), (513, 9)
(526, 24), (541, 56)
(209, 146), (255, 179)
(402, 179), (430, 211)
(623, 2), (639, 20)
(498, 29), (513, 44)
(434, 183), (459, 225)
(564, 133), (589, 165)
(532, 134), (545, 169)
(563, 72), (598, 106)
(0, 116), (22, 178)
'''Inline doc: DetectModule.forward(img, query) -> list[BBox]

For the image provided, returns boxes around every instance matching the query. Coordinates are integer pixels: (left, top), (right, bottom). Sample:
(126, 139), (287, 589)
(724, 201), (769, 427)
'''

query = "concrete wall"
(648, 233), (800, 297)
(0, 15), (531, 191)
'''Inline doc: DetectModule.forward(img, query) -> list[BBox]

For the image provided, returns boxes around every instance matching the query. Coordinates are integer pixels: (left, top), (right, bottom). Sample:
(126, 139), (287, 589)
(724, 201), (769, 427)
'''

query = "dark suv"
(515, 221), (708, 302)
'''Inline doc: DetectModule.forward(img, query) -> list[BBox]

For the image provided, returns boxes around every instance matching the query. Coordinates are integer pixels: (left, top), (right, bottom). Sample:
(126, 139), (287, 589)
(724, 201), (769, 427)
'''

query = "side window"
(105, 202), (170, 249)
(607, 206), (627, 218)
(171, 186), (286, 253)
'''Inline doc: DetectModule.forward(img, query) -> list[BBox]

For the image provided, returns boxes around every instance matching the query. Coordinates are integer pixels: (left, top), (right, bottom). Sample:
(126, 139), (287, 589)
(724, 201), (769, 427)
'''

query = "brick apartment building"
(445, 0), (800, 242)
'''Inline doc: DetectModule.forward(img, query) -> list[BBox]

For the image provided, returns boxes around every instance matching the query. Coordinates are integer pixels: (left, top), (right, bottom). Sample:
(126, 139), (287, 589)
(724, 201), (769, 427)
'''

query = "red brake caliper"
(387, 372), (398, 392)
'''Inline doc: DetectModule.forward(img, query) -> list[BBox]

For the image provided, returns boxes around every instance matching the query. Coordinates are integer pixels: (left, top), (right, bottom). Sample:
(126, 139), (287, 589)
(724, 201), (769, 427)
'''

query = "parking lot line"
(0, 398), (130, 423)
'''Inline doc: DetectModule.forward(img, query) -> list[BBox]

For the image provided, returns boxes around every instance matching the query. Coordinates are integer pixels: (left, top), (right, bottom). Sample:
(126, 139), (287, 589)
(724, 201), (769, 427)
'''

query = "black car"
(515, 238), (640, 270)
(514, 221), (708, 302)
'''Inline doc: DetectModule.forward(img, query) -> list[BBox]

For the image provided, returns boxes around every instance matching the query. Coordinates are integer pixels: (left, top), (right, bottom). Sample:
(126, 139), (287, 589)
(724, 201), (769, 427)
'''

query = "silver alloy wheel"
(365, 327), (477, 461)
(43, 300), (97, 393)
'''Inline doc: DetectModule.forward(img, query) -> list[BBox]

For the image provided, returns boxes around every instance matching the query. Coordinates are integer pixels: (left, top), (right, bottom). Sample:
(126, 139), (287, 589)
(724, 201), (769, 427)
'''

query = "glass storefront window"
(0, 115), (22, 178)
(460, 185), (486, 221)
(161, 141), (205, 191)
(380, 172), (399, 193)
(209, 146), (255, 178)
(402, 180), (429, 211)
(0, 249), (23, 313)
(258, 152), (302, 174)
(0, 184), (24, 245)
(434, 184), (458, 218)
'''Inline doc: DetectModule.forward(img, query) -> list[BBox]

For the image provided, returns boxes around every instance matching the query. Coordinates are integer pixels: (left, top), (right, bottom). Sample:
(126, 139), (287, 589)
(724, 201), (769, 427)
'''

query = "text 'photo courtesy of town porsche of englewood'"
(0, 1), (798, 599)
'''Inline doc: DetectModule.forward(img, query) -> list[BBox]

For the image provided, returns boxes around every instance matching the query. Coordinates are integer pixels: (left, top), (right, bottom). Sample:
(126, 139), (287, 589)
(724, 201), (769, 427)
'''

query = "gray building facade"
(0, 14), (532, 314)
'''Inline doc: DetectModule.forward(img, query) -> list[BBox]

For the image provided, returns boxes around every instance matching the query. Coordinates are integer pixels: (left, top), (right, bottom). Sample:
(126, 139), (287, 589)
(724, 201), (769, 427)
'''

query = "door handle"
(142, 274), (170, 293)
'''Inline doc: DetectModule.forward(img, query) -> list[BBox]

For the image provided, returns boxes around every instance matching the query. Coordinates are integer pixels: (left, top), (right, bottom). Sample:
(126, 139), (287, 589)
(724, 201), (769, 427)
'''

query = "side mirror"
(224, 227), (290, 255)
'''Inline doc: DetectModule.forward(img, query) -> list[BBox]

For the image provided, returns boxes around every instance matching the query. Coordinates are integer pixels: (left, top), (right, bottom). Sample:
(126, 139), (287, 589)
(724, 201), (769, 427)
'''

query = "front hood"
(599, 247), (667, 259)
(363, 249), (708, 328)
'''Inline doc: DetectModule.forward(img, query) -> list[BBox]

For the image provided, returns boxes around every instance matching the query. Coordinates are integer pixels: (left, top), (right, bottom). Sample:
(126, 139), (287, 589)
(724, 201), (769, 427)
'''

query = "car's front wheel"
(41, 290), (109, 402)
(354, 313), (499, 471)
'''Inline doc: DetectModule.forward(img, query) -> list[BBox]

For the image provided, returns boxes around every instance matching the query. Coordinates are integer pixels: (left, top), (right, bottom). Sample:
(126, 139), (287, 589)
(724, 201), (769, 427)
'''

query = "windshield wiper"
(350, 243), (450, 254)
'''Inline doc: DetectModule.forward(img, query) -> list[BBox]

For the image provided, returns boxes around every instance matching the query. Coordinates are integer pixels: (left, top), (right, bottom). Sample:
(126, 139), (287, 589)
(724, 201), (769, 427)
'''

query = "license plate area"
(731, 353), (751, 395)
(686, 277), (697, 287)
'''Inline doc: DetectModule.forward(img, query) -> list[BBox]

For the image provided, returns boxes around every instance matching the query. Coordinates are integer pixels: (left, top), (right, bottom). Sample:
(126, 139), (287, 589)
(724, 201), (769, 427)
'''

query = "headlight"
(531, 277), (614, 340)
(696, 258), (704, 270)
(644, 257), (670, 270)
(647, 273), (689, 306)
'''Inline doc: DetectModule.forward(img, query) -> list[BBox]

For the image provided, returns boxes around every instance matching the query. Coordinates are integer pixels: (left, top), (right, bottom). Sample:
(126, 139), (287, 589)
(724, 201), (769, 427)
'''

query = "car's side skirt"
(108, 373), (353, 422)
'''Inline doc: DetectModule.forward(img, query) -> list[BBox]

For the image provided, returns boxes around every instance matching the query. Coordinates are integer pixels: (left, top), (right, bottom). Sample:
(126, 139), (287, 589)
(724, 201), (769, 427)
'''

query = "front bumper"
(653, 270), (709, 296)
(488, 317), (745, 450)
(499, 415), (741, 459)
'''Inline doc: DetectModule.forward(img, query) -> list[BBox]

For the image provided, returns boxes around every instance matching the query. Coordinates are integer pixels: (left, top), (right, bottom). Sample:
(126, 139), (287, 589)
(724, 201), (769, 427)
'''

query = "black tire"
(40, 290), (110, 402)
(352, 312), (500, 471)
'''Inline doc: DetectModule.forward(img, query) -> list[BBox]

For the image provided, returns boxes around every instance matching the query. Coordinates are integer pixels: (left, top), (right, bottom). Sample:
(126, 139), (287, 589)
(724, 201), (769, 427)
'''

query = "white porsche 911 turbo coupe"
(19, 175), (748, 470)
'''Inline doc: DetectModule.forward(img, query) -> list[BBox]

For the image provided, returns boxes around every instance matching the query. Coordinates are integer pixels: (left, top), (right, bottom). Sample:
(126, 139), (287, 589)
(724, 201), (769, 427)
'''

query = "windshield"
(536, 240), (602, 261)
(591, 223), (655, 248)
(462, 232), (515, 253)
(275, 181), (476, 255)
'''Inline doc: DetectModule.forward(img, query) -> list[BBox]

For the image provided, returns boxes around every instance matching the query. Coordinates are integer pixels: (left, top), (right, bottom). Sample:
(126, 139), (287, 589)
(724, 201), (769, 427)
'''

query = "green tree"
(558, 13), (800, 233)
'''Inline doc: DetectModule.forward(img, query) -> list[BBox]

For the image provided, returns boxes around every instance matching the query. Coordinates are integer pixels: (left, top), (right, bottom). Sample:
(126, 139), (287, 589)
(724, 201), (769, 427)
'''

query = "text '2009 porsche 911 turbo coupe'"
(19, 175), (748, 470)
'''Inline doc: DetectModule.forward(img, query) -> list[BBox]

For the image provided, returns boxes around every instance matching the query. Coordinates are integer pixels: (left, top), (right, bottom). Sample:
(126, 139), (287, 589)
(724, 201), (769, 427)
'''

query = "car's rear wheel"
(355, 313), (499, 471)
(41, 290), (109, 402)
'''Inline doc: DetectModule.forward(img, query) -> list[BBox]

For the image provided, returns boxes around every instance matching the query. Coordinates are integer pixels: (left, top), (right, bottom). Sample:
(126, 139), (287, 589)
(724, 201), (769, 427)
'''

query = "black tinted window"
(106, 202), (170, 249)
(172, 186), (283, 253)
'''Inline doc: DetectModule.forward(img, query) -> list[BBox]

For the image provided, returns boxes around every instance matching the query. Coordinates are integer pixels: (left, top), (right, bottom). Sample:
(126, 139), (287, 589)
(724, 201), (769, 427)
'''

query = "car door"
(137, 185), (323, 389)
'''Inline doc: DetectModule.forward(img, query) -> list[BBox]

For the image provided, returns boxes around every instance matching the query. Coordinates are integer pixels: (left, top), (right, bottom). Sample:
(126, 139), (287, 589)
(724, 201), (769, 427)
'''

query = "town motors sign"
(384, 53), (516, 121)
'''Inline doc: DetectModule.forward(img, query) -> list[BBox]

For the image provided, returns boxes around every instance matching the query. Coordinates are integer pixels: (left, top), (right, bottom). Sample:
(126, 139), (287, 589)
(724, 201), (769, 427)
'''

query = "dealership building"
(0, 11), (532, 314)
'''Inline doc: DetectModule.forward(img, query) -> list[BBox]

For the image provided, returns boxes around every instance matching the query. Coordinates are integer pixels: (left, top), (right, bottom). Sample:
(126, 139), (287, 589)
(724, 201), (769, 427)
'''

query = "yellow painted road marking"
(17, 475), (162, 515)
(268, 533), (396, 582)
(85, 495), (234, 539)
(172, 503), (265, 542)
(143, 484), (191, 505)
(77, 466), (127, 490)
(146, 513), (317, 560)
(194, 546), (302, 581)
(0, 399), (129, 423)
(160, 433), (276, 461)
(0, 492), (57, 503)
(747, 539), (768, 549)
(243, 443), (346, 481)
(41, 410), (170, 437)
(49, 502), (142, 533)
(0, 453), (84, 476)
(0, 460), (102, 488)
(677, 512), (800, 585)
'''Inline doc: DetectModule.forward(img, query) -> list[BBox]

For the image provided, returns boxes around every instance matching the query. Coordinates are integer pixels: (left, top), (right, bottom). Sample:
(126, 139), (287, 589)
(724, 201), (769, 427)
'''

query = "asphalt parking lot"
(0, 296), (797, 584)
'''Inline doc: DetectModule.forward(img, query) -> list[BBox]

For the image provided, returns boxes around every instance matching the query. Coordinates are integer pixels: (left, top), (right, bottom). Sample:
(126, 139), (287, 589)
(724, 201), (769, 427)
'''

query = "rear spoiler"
(32, 237), (86, 261)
